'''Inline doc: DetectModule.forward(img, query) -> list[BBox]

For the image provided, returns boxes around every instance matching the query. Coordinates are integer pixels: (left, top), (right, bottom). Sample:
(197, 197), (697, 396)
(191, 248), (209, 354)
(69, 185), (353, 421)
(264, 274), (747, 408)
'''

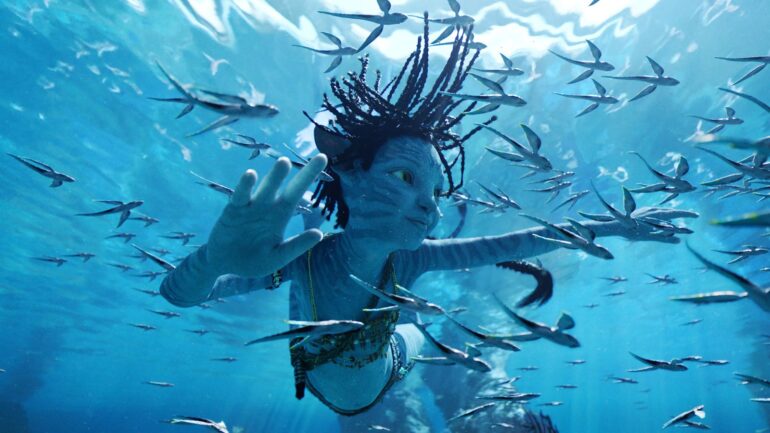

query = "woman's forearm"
(414, 220), (620, 272)
(160, 244), (223, 307)
(160, 244), (274, 307)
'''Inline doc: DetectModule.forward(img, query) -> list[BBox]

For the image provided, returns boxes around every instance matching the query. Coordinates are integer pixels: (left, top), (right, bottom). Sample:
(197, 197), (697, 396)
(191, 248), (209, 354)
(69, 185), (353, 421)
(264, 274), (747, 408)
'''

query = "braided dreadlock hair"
(305, 13), (496, 228)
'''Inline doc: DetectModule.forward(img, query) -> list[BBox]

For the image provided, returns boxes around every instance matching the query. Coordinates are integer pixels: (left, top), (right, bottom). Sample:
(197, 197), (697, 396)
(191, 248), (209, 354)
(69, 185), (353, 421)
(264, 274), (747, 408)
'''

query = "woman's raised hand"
(206, 155), (328, 277)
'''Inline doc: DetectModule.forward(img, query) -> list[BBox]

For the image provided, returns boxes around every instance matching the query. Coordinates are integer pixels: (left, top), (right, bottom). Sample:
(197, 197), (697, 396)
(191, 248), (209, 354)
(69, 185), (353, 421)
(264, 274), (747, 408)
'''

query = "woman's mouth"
(406, 217), (429, 230)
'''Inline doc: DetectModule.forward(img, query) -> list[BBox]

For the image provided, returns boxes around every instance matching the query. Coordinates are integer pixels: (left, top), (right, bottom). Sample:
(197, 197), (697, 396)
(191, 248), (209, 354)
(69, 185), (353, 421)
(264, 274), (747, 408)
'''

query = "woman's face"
(338, 136), (444, 250)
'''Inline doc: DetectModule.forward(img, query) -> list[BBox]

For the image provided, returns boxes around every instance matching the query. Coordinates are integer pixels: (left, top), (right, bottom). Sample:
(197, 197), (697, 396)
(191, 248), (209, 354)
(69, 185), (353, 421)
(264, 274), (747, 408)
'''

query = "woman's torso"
(286, 235), (419, 411)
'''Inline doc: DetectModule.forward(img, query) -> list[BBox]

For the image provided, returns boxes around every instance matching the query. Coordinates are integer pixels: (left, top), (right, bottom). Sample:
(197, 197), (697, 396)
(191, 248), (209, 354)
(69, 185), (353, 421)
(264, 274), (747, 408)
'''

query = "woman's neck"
(335, 230), (393, 284)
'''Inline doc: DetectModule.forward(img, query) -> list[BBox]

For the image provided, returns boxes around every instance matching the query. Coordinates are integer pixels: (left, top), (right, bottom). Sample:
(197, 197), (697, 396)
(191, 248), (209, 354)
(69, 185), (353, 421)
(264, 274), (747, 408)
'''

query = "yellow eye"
(391, 169), (414, 185)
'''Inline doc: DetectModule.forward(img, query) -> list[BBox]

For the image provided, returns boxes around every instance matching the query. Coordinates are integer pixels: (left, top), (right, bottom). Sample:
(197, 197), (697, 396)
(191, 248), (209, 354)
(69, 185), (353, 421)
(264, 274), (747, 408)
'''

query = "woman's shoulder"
(392, 247), (427, 286)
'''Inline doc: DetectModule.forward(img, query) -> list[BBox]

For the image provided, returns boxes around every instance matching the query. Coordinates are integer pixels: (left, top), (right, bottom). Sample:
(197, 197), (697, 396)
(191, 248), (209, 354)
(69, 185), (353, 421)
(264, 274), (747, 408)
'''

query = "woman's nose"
(417, 193), (440, 217)
(416, 193), (442, 231)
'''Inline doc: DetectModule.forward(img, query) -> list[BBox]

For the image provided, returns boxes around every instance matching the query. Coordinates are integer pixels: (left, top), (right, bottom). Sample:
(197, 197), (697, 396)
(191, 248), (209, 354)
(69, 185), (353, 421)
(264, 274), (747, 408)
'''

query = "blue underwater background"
(1, 0), (769, 432)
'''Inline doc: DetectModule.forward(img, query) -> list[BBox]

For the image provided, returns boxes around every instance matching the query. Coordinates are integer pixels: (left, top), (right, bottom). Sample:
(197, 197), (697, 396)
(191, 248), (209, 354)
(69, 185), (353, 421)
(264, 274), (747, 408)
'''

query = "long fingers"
(253, 157), (292, 204)
(277, 229), (324, 264)
(230, 169), (257, 207)
(281, 154), (328, 206)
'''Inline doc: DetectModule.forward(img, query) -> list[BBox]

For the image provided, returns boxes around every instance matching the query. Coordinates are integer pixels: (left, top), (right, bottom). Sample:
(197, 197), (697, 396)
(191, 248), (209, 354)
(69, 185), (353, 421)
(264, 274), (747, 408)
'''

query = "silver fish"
(165, 416), (229, 433)
(604, 56), (679, 102)
(494, 294), (580, 348)
(549, 40), (614, 84)
(7, 153), (75, 187)
(662, 405), (706, 429)
(77, 200), (143, 228)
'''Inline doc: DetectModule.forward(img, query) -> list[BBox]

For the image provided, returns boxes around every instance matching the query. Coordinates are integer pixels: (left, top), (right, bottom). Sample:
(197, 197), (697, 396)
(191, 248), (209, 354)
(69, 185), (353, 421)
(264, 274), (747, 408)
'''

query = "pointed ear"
(314, 125), (351, 163)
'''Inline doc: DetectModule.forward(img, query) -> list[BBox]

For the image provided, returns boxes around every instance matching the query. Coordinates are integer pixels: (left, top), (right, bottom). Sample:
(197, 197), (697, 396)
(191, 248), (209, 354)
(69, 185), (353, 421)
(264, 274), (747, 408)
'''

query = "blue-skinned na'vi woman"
(160, 17), (695, 416)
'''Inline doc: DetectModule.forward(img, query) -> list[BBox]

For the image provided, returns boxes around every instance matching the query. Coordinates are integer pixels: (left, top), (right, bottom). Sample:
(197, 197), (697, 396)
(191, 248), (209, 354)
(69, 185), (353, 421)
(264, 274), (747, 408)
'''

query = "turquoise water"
(1, 1), (769, 432)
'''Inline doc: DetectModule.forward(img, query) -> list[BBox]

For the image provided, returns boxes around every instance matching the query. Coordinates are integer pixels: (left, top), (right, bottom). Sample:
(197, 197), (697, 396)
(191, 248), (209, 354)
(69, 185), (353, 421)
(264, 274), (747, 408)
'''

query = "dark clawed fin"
(496, 260), (554, 307)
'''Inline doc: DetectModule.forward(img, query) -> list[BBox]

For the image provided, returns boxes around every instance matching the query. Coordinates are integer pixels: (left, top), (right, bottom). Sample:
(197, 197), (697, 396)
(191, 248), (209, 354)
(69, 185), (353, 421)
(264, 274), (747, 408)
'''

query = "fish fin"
(357, 25), (383, 53)
(593, 79), (607, 96)
(701, 173), (743, 186)
(50, 179), (63, 188)
(324, 56), (343, 73)
(646, 56), (665, 76)
(485, 147), (524, 162)
(200, 89), (249, 105)
(719, 87), (770, 113)
(465, 343), (482, 358)
(363, 306), (399, 312)
(377, 0), (391, 13)
(320, 31), (342, 48)
(520, 124), (542, 153)
(568, 69), (593, 84)
(734, 63), (765, 85)
(622, 187), (636, 215)
(289, 336), (311, 350)
(155, 61), (193, 99)
(507, 332), (540, 341)
(659, 193), (678, 205)
(470, 73), (505, 94)
(566, 218), (595, 241)
(432, 25), (455, 45)
(578, 211), (615, 222)
(628, 183), (667, 193)
(500, 53), (513, 69)
(519, 170), (537, 179)
(629, 84), (657, 102)
(148, 96), (188, 103)
(576, 103), (599, 117)
(587, 40), (602, 61)
(686, 243), (760, 295)
(117, 210), (130, 228)
(186, 115), (239, 138)
(706, 124), (725, 134)
(245, 330), (303, 346)
(176, 103), (194, 119)
(675, 156), (690, 178)
(531, 233), (575, 248)
(466, 103), (500, 115)
(556, 312), (575, 330)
